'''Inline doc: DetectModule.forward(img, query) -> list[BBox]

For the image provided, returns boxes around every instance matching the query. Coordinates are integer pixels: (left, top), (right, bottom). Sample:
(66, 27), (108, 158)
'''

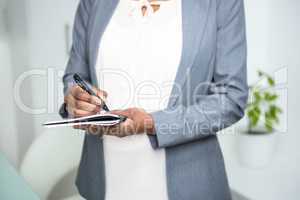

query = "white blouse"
(95, 1), (182, 199)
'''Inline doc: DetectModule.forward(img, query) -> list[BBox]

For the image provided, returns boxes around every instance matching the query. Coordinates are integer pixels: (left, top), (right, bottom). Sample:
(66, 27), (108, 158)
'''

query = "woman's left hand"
(83, 108), (156, 137)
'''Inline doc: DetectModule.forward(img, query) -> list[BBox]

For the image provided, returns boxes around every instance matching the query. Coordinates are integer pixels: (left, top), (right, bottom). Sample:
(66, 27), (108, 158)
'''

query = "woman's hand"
(64, 85), (107, 118)
(87, 108), (156, 137)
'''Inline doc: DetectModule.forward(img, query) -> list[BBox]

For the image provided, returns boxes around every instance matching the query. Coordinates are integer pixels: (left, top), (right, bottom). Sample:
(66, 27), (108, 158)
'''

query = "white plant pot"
(237, 131), (278, 169)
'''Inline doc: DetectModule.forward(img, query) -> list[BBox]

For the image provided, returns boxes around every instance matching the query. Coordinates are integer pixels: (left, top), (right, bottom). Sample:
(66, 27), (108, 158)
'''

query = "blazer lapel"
(88, 0), (119, 86)
(169, 0), (210, 106)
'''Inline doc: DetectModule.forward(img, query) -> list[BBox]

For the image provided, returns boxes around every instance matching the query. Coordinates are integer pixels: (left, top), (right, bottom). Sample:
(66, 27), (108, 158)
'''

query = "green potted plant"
(237, 70), (282, 168)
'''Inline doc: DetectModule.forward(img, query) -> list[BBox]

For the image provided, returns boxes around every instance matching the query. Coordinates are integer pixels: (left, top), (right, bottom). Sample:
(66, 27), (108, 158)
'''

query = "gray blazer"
(60, 0), (248, 199)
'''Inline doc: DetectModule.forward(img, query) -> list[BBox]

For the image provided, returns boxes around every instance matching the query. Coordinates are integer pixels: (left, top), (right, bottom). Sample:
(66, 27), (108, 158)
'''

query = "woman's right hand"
(64, 85), (107, 118)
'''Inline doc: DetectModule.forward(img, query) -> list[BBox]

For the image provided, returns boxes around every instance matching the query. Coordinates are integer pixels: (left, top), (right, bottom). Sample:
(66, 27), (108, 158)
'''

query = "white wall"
(0, 1), (18, 166)
(5, 0), (34, 167)
(219, 0), (300, 200)
(24, 0), (79, 136)
(1, 0), (299, 199)
(4, 0), (79, 166)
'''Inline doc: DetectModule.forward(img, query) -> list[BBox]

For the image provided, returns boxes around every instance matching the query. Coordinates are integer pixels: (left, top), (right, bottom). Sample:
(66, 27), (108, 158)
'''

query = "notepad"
(43, 113), (127, 128)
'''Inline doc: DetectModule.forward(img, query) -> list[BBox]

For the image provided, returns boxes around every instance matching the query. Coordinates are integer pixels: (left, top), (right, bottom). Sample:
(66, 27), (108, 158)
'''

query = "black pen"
(73, 73), (110, 112)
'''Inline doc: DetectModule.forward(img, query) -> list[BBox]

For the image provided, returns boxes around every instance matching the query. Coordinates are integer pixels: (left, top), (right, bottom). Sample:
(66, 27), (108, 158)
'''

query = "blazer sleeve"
(59, 0), (95, 118)
(148, 0), (248, 149)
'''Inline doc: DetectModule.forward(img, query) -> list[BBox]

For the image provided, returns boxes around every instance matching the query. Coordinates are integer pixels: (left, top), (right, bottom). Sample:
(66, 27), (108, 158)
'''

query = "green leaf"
(246, 69), (282, 131)
(253, 91), (262, 103)
(268, 77), (275, 86)
(265, 121), (273, 132)
(276, 106), (282, 113)
(264, 112), (274, 132)
(269, 94), (278, 101)
(254, 106), (261, 115)
(264, 92), (278, 101)
(247, 106), (261, 128)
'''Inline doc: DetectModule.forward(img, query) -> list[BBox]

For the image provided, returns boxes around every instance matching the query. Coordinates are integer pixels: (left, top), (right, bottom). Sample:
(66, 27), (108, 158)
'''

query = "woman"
(60, 0), (248, 200)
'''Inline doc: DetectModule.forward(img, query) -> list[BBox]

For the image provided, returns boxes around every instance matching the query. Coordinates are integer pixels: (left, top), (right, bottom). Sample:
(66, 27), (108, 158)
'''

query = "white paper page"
(43, 113), (124, 128)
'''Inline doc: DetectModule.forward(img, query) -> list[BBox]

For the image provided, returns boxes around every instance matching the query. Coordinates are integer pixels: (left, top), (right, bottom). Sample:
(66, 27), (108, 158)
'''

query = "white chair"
(20, 127), (85, 200)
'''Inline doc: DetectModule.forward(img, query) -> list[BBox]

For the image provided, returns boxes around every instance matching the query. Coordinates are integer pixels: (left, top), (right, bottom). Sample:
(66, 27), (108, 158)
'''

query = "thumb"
(110, 109), (132, 118)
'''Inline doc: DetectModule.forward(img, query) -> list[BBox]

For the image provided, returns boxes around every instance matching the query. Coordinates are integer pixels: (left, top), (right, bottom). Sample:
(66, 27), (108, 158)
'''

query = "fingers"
(75, 100), (99, 112)
(86, 125), (113, 136)
(73, 124), (88, 130)
(107, 118), (135, 137)
(71, 86), (93, 103)
(66, 97), (99, 118)
(71, 86), (107, 106)
(73, 107), (150, 137)
(110, 108), (133, 119)
(117, 118), (135, 136)
(65, 85), (109, 119)
(85, 118), (135, 137)
(70, 108), (95, 118)
(87, 125), (103, 135)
